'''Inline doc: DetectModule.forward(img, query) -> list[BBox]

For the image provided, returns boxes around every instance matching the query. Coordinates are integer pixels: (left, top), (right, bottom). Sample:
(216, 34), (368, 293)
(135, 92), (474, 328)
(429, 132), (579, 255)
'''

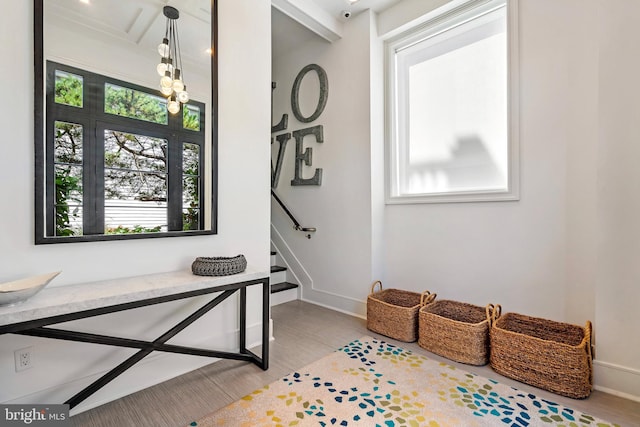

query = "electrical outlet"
(14, 347), (34, 372)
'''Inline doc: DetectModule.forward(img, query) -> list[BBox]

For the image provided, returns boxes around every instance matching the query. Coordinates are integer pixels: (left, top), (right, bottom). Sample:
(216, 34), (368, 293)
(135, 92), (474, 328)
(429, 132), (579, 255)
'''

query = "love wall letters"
(271, 64), (328, 188)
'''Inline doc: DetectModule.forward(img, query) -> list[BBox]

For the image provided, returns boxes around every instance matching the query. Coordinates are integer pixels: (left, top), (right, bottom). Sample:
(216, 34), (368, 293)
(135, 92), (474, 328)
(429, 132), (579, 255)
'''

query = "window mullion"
(84, 75), (104, 235)
(166, 111), (183, 231)
(167, 137), (183, 231)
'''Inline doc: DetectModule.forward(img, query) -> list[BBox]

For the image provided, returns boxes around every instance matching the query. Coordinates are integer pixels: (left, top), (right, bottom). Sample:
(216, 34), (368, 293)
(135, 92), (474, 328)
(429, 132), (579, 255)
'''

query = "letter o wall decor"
(290, 64), (328, 123)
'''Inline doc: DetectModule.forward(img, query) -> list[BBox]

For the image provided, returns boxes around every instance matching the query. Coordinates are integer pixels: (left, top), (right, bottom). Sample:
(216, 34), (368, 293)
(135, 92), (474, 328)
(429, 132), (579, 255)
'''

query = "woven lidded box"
(490, 312), (593, 399)
(419, 300), (499, 366)
(366, 280), (435, 342)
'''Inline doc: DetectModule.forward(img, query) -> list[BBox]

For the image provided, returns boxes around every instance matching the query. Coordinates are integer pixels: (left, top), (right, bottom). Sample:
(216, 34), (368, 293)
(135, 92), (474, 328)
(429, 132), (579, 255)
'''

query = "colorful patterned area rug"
(189, 336), (618, 427)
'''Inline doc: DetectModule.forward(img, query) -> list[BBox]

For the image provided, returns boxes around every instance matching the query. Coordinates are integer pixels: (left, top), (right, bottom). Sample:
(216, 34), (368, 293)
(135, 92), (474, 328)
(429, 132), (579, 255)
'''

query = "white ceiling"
(46, 0), (401, 71)
(272, 0), (403, 59)
(314, 0), (402, 18)
(272, 8), (320, 59)
(45, 0), (211, 73)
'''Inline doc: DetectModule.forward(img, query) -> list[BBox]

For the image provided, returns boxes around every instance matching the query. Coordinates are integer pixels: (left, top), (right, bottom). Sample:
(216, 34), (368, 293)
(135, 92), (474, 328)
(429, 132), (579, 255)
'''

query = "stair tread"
(271, 265), (287, 273)
(271, 282), (299, 293)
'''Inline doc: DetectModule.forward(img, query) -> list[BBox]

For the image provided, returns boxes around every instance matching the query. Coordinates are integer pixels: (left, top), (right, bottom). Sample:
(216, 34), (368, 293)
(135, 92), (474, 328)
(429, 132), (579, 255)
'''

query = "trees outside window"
(47, 62), (205, 237)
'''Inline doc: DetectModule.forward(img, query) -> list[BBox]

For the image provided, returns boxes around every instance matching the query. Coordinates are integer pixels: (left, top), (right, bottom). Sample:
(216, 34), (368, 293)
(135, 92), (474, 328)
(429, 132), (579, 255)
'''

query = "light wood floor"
(72, 300), (640, 426)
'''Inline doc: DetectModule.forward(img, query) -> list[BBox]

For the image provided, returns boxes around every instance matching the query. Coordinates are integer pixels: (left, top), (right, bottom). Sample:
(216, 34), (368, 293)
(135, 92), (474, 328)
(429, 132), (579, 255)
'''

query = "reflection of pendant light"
(156, 57), (173, 76)
(167, 94), (180, 114)
(177, 87), (189, 103)
(157, 6), (189, 114)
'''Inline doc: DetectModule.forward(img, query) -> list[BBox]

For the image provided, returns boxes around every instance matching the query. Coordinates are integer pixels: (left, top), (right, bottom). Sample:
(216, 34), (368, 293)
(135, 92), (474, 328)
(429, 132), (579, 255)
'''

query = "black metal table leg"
(240, 286), (247, 354)
(65, 290), (236, 408)
(261, 277), (270, 369)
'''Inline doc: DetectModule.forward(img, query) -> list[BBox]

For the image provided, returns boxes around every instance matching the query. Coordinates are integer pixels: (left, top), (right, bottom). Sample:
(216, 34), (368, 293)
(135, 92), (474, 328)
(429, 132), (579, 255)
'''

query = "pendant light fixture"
(156, 6), (189, 114)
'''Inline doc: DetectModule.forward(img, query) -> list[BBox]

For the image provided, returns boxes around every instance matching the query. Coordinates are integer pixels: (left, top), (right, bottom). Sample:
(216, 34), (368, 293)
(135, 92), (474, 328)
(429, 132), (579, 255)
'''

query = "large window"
(386, 0), (519, 203)
(46, 62), (205, 237)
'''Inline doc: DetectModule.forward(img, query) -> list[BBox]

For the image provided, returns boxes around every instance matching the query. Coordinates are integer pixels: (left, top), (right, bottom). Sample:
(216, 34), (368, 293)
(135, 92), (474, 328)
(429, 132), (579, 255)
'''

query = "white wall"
(271, 10), (376, 315)
(594, 0), (640, 400)
(563, 1), (598, 328)
(271, 0), (640, 400)
(0, 0), (271, 412)
(382, 0), (640, 400)
(384, 0), (577, 323)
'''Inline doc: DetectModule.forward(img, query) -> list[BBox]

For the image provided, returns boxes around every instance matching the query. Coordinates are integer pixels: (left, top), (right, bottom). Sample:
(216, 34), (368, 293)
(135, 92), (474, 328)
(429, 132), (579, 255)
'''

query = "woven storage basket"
(490, 312), (593, 399)
(366, 281), (436, 342)
(418, 300), (499, 365)
(191, 255), (247, 276)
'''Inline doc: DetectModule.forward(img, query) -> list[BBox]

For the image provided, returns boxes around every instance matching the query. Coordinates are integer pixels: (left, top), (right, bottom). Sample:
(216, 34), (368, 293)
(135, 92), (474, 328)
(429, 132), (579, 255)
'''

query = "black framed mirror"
(34, 0), (217, 244)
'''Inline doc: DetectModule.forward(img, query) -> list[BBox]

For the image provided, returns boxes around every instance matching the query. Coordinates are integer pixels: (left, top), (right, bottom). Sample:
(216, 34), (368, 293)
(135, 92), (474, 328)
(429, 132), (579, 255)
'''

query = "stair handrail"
(271, 189), (316, 239)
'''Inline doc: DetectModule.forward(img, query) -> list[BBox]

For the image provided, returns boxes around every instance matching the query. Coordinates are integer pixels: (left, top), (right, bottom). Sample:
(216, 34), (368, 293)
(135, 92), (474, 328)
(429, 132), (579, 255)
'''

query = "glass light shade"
(157, 38), (170, 57)
(156, 62), (168, 76)
(160, 85), (173, 96)
(160, 72), (173, 88)
(156, 58), (173, 76)
(172, 79), (184, 92)
(177, 89), (189, 104)
(167, 98), (180, 114)
(171, 69), (183, 92)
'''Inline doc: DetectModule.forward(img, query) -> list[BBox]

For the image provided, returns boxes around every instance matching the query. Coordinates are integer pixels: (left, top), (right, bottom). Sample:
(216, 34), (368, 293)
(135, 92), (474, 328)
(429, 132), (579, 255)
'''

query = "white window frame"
(385, 0), (519, 204)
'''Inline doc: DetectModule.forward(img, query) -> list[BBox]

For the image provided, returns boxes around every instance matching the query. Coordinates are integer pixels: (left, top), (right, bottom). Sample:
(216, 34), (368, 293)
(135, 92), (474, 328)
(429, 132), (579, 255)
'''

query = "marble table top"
(0, 268), (269, 327)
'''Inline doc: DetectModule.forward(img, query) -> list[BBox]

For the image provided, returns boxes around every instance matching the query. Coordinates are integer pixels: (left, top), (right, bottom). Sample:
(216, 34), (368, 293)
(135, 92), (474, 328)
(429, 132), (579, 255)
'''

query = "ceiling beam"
(272, 0), (343, 42)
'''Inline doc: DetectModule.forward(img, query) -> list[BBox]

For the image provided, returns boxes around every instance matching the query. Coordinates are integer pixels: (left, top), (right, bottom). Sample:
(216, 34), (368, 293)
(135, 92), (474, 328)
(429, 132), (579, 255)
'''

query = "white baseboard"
(3, 322), (267, 415)
(271, 287), (299, 306)
(300, 297), (366, 320)
(270, 225), (367, 317)
(594, 385), (640, 403)
(593, 359), (640, 402)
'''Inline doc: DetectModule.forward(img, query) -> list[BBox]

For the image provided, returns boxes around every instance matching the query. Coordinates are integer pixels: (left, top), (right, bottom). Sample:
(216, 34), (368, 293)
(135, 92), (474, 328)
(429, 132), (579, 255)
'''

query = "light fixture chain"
(170, 20), (176, 79)
(175, 19), (184, 84)
(164, 16), (170, 45)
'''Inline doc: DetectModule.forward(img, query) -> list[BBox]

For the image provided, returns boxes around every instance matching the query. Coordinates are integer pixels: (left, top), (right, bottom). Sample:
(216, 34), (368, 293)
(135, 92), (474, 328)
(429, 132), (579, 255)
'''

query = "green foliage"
(55, 169), (81, 236)
(183, 144), (200, 195)
(55, 122), (83, 164)
(182, 143), (200, 230)
(105, 225), (162, 235)
(53, 119), (83, 236)
(182, 206), (199, 231)
(55, 72), (83, 107)
(105, 84), (168, 124)
(183, 106), (200, 131)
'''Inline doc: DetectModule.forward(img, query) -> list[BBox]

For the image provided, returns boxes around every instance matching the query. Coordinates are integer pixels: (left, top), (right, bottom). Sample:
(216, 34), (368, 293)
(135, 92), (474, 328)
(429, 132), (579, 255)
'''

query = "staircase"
(270, 250), (299, 305)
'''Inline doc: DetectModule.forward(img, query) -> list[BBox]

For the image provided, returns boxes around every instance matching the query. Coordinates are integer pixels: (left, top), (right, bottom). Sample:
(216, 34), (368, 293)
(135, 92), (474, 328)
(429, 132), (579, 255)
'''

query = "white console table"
(0, 268), (270, 409)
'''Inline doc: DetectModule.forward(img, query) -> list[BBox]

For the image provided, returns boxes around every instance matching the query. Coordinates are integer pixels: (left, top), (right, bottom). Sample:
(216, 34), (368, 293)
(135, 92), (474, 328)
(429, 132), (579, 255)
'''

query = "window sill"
(385, 188), (519, 205)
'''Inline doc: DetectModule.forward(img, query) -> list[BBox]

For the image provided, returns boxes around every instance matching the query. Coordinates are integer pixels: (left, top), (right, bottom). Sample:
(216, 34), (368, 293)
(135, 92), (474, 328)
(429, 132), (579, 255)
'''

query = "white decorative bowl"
(0, 271), (61, 307)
